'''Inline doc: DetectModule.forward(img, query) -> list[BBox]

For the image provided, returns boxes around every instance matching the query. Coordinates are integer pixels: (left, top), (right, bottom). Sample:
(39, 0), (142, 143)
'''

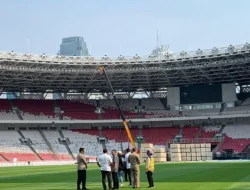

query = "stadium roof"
(0, 43), (250, 93)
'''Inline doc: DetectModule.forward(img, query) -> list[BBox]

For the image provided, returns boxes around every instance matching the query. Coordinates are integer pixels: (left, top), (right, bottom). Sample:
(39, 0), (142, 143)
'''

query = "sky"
(0, 0), (250, 57)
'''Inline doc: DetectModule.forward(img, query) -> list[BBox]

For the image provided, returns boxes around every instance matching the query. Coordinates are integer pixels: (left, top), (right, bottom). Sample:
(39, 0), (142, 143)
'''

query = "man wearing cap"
(76, 147), (88, 190)
(128, 148), (141, 188)
(145, 149), (155, 188)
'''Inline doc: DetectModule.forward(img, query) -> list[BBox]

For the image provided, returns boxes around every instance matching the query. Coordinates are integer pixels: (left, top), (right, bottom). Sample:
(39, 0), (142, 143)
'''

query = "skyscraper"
(59, 36), (89, 56)
(151, 45), (172, 57)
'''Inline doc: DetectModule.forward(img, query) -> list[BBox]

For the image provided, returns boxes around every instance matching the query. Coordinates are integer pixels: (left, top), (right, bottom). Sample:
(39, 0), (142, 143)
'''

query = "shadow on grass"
(1, 162), (250, 183)
(0, 169), (250, 183)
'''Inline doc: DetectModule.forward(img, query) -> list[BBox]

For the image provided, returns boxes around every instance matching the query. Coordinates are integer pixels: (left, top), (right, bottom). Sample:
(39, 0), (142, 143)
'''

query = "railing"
(222, 110), (250, 115)
(166, 138), (220, 144)
(0, 43), (249, 64)
(124, 109), (250, 119)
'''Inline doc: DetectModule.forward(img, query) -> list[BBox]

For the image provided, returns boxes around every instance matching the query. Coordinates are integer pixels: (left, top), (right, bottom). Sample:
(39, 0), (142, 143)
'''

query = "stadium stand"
(57, 100), (98, 120)
(218, 125), (250, 153)
(0, 130), (39, 162)
(19, 130), (61, 161)
(0, 100), (19, 120)
(223, 106), (250, 115)
(199, 126), (220, 139)
(1, 152), (39, 162)
(13, 100), (58, 120)
(0, 131), (31, 153)
(182, 126), (200, 139)
(142, 98), (165, 111)
(102, 108), (120, 119)
(102, 128), (138, 142)
(42, 131), (71, 160)
(62, 130), (102, 157)
(119, 99), (138, 111)
(240, 98), (250, 106)
(2, 123), (250, 163)
(0, 155), (6, 162)
(2, 99), (250, 120)
(142, 127), (179, 145)
(183, 109), (220, 117)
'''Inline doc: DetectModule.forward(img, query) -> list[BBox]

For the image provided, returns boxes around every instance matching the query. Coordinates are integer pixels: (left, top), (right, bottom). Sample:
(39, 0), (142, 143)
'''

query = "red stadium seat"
(0, 152), (39, 162)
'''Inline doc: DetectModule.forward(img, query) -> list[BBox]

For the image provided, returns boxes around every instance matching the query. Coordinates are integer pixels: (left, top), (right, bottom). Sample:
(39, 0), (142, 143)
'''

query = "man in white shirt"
(125, 148), (132, 186)
(97, 148), (113, 190)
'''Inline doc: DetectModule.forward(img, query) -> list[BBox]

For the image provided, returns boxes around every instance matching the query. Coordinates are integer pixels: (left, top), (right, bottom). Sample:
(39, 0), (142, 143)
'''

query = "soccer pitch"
(0, 162), (250, 190)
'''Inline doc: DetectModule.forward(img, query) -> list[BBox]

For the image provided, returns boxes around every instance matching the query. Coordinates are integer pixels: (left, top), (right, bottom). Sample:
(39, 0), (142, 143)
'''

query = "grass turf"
(0, 162), (250, 190)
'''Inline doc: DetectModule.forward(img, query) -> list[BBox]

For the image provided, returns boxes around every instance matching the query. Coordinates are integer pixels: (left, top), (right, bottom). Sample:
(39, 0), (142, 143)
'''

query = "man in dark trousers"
(125, 148), (132, 186)
(145, 149), (155, 188)
(97, 148), (113, 190)
(111, 149), (119, 190)
(122, 150), (128, 182)
(118, 151), (125, 187)
(76, 147), (88, 190)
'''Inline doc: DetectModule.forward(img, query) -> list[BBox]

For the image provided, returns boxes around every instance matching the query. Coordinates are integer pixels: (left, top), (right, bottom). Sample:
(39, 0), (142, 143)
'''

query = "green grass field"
(0, 162), (250, 190)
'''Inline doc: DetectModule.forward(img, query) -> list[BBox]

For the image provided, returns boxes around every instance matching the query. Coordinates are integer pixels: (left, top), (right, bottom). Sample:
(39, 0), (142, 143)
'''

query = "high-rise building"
(151, 45), (172, 57)
(59, 36), (89, 56)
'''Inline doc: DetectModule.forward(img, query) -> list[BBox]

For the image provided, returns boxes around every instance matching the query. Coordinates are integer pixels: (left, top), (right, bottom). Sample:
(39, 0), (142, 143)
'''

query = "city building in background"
(151, 32), (172, 57)
(151, 45), (172, 57)
(59, 36), (89, 56)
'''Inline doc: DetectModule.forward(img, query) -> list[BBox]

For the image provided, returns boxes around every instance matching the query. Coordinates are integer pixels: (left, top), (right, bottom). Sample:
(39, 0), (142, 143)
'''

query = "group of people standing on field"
(76, 147), (155, 190)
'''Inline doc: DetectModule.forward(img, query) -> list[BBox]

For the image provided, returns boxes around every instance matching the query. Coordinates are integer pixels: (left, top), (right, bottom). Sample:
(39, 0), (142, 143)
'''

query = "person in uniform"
(111, 149), (119, 189)
(76, 147), (88, 190)
(145, 149), (155, 188)
(128, 148), (141, 188)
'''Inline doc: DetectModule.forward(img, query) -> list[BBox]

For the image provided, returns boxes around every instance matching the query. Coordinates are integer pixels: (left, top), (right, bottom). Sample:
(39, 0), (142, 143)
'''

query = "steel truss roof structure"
(0, 43), (250, 93)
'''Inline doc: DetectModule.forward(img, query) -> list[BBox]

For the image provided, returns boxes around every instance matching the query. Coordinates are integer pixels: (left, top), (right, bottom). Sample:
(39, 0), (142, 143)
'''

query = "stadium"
(1, 43), (250, 190)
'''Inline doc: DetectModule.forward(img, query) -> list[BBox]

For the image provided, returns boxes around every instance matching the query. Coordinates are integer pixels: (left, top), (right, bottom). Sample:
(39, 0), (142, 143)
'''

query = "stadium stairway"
(28, 145), (43, 160)
(219, 125), (226, 134)
(17, 130), (43, 161)
(212, 137), (224, 153)
(38, 130), (60, 160)
(54, 101), (63, 120)
(58, 130), (75, 160)
(17, 130), (25, 139)
(219, 103), (225, 115)
(0, 153), (9, 162)
(9, 100), (23, 120)
(178, 126), (183, 136)
(98, 128), (103, 137)
(195, 125), (203, 142)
